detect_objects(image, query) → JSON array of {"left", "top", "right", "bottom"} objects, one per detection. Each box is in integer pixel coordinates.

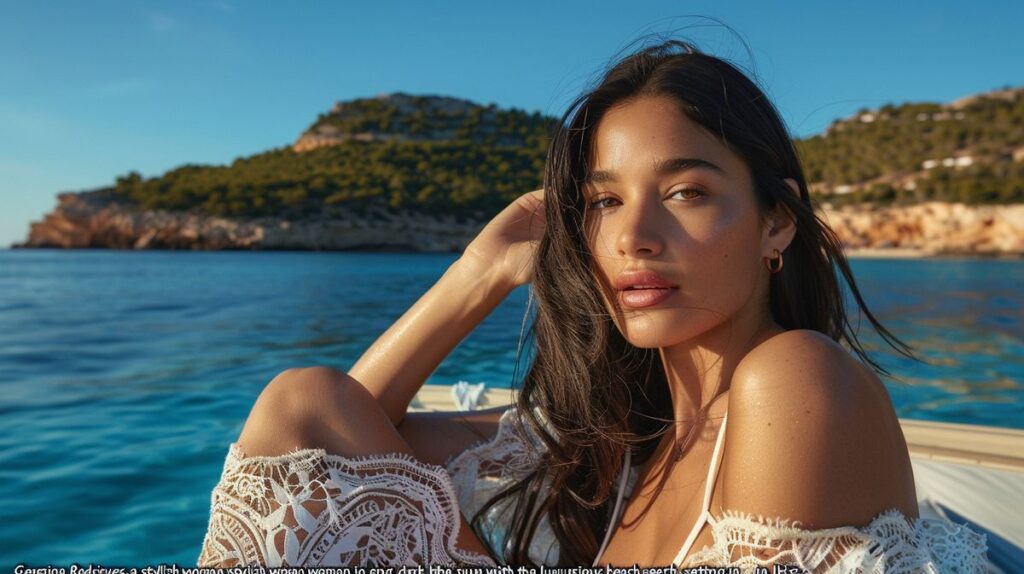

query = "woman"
[{"left": 197, "top": 40, "right": 988, "bottom": 570}]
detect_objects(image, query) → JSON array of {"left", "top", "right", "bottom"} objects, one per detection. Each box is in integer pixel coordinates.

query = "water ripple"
[{"left": 0, "top": 250, "right": 1020, "bottom": 567}]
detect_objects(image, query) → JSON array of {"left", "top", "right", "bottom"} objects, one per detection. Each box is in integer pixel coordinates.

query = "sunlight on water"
[{"left": 0, "top": 250, "right": 1020, "bottom": 566}]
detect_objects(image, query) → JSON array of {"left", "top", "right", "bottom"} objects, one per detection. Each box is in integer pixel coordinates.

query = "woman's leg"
[{"left": 234, "top": 365, "right": 496, "bottom": 558}]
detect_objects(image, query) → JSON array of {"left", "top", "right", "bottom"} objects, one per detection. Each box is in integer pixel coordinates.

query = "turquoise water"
[{"left": 0, "top": 249, "right": 1021, "bottom": 567}]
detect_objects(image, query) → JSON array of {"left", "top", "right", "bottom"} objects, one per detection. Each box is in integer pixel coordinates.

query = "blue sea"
[{"left": 0, "top": 249, "right": 1021, "bottom": 568}]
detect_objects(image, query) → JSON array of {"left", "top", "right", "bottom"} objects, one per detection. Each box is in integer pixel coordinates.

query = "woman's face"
[{"left": 583, "top": 95, "right": 773, "bottom": 349}]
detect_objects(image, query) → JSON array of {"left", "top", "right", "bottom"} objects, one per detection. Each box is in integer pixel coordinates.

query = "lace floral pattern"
[
  {"left": 197, "top": 445, "right": 494, "bottom": 566},
  {"left": 198, "top": 406, "right": 990, "bottom": 571},
  {"left": 682, "top": 508, "right": 989, "bottom": 573}
]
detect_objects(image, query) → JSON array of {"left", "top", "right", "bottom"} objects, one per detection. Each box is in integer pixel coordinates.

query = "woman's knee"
[
  {"left": 268, "top": 366, "right": 368, "bottom": 412},
  {"left": 237, "top": 365, "right": 378, "bottom": 456}
]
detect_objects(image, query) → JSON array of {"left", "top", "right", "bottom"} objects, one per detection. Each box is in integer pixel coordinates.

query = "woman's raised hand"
[
  {"left": 351, "top": 187, "right": 546, "bottom": 426},
  {"left": 460, "top": 188, "right": 546, "bottom": 290}
]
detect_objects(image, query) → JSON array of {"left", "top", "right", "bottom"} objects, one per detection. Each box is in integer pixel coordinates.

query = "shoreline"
[
  {"left": 844, "top": 247, "right": 938, "bottom": 259},
  {"left": 16, "top": 194, "right": 1024, "bottom": 255},
  {"left": 844, "top": 247, "right": 1023, "bottom": 259},
  {"left": 6, "top": 244, "right": 1024, "bottom": 259}
]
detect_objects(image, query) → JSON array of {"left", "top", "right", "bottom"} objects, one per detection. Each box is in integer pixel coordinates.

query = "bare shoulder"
[
  {"left": 720, "top": 329, "right": 916, "bottom": 528},
  {"left": 731, "top": 329, "right": 883, "bottom": 405}
]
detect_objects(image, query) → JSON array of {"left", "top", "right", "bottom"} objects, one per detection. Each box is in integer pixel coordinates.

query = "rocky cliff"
[
  {"left": 15, "top": 191, "right": 482, "bottom": 252},
  {"left": 14, "top": 191, "right": 1024, "bottom": 256},
  {"left": 821, "top": 202, "right": 1024, "bottom": 255}
]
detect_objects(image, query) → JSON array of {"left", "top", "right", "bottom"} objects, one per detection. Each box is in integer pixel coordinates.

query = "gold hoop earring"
[{"left": 765, "top": 249, "right": 784, "bottom": 274}]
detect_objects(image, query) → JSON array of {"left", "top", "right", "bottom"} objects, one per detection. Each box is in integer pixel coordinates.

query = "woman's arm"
[
  {"left": 348, "top": 258, "right": 512, "bottom": 427},
  {"left": 348, "top": 189, "right": 546, "bottom": 427}
]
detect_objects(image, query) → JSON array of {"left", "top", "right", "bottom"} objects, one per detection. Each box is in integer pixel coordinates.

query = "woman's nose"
[{"left": 615, "top": 197, "right": 665, "bottom": 258}]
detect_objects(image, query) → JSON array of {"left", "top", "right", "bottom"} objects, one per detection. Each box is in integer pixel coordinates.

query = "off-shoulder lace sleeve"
[
  {"left": 197, "top": 444, "right": 495, "bottom": 567},
  {"left": 444, "top": 407, "right": 560, "bottom": 566},
  {"left": 682, "top": 508, "right": 989, "bottom": 573}
]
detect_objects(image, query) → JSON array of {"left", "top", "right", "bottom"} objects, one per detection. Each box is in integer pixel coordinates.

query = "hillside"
[
  {"left": 16, "top": 88, "right": 1024, "bottom": 253},
  {"left": 797, "top": 87, "right": 1024, "bottom": 206},
  {"left": 294, "top": 93, "right": 550, "bottom": 150},
  {"left": 105, "top": 93, "right": 552, "bottom": 222}
]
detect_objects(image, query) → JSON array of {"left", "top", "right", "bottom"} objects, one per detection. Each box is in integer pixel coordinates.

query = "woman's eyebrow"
[{"left": 584, "top": 157, "right": 725, "bottom": 184}]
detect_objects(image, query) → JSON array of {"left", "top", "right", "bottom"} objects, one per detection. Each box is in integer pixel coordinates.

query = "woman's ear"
[{"left": 763, "top": 178, "right": 800, "bottom": 254}]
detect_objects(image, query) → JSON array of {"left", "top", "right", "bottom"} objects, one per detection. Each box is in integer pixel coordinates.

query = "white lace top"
[{"left": 198, "top": 407, "right": 989, "bottom": 571}]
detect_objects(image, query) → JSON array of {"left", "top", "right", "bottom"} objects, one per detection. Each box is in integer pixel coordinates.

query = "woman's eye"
[
  {"left": 589, "top": 197, "right": 617, "bottom": 209},
  {"left": 588, "top": 187, "right": 705, "bottom": 210},
  {"left": 670, "top": 187, "right": 705, "bottom": 200}
]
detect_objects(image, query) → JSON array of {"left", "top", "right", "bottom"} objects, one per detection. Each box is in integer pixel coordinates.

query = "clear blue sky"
[{"left": 2, "top": 1, "right": 1021, "bottom": 248}]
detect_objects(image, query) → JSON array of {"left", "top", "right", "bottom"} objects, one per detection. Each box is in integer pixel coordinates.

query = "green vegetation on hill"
[
  {"left": 796, "top": 88, "right": 1023, "bottom": 206},
  {"left": 105, "top": 89, "right": 1023, "bottom": 220},
  {"left": 112, "top": 140, "right": 546, "bottom": 220},
  {"left": 310, "top": 94, "right": 551, "bottom": 148},
  {"left": 110, "top": 94, "right": 551, "bottom": 220},
  {"left": 822, "top": 162, "right": 1024, "bottom": 207}
]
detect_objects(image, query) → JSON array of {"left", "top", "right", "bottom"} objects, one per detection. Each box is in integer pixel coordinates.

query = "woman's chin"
[
  {"left": 617, "top": 327, "right": 682, "bottom": 349},
  {"left": 616, "top": 316, "right": 712, "bottom": 349}
]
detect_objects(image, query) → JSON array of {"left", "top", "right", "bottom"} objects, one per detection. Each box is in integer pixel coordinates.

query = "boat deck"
[{"left": 411, "top": 384, "right": 1024, "bottom": 471}]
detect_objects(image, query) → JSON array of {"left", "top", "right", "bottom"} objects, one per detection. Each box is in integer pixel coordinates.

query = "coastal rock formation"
[
  {"left": 15, "top": 191, "right": 1024, "bottom": 256},
  {"left": 821, "top": 202, "right": 1024, "bottom": 255},
  {"left": 16, "top": 191, "right": 482, "bottom": 252}
]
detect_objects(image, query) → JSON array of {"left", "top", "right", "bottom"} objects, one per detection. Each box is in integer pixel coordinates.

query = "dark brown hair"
[{"left": 471, "top": 38, "right": 914, "bottom": 566}]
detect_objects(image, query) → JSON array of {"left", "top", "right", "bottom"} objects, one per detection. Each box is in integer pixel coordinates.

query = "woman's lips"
[{"left": 619, "top": 287, "right": 677, "bottom": 309}]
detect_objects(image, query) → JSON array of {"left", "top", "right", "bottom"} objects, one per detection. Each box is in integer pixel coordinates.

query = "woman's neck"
[{"left": 658, "top": 307, "right": 784, "bottom": 444}]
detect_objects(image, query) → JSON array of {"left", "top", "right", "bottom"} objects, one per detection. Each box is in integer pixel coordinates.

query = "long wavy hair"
[{"left": 470, "top": 39, "right": 915, "bottom": 566}]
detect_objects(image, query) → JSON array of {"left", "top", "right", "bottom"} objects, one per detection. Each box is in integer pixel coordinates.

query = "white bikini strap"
[
  {"left": 593, "top": 449, "right": 632, "bottom": 566},
  {"left": 672, "top": 412, "right": 729, "bottom": 566},
  {"left": 700, "top": 412, "right": 729, "bottom": 514}
]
